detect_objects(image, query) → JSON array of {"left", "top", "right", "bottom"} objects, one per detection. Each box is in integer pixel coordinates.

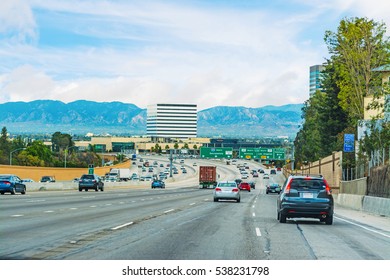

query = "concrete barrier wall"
[
  {"left": 340, "top": 178, "right": 367, "bottom": 195},
  {"left": 335, "top": 194, "right": 364, "bottom": 211},
  {"left": 335, "top": 193, "right": 390, "bottom": 217},
  {"left": 363, "top": 196, "right": 390, "bottom": 217}
]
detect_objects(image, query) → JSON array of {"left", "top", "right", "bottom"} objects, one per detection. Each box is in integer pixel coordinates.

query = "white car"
[{"left": 263, "top": 174, "right": 270, "bottom": 179}]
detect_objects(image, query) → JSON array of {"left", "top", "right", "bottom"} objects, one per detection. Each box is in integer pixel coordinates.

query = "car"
[
  {"left": 266, "top": 183, "right": 281, "bottom": 194},
  {"left": 241, "top": 173, "right": 248, "bottom": 179},
  {"left": 248, "top": 181, "right": 256, "bottom": 189},
  {"left": 151, "top": 180, "right": 165, "bottom": 188},
  {"left": 252, "top": 172, "right": 259, "bottom": 177},
  {"left": 277, "top": 167, "right": 282, "bottom": 171},
  {"left": 182, "top": 169, "right": 187, "bottom": 174},
  {"left": 258, "top": 169, "right": 265, "bottom": 173},
  {"left": 235, "top": 178, "right": 242, "bottom": 186},
  {"left": 193, "top": 162, "right": 197, "bottom": 166},
  {"left": 78, "top": 174, "right": 104, "bottom": 192},
  {"left": 238, "top": 182, "right": 251, "bottom": 192},
  {"left": 263, "top": 174, "right": 270, "bottom": 179},
  {"left": 270, "top": 169, "right": 276, "bottom": 175},
  {"left": 40, "top": 176, "right": 55, "bottom": 183},
  {"left": 277, "top": 175, "right": 334, "bottom": 225},
  {"left": 213, "top": 181, "right": 240, "bottom": 203},
  {"left": 0, "top": 174, "right": 26, "bottom": 195},
  {"left": 144, "top": 175, "right": 153, "bottom": 181}
]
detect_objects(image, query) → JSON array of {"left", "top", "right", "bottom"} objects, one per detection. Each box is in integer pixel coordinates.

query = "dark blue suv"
[{"left": 277, "top": 175, "right": 334, "bottom": 225}]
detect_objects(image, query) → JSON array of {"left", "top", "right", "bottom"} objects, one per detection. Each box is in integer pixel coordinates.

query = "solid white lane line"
[
  {"left": 44, "top": 210, "right": 54, "bottom": 213},
  {"left": 164, "top": 209, "right": 175, "bottom": 214},
  {"left": 253, "top": 213, "right": 256, "bottom": 217},
  {"left": 335, "top": 216, "right": 390, "bottom": 239},
  {"left": 111, "top": 222, "right": 134, "bottom": 230},
  {"left": 11, "top": 214, "right": 24, "bottom": 217},
  {"left": 190, "top": 203, "right": 196, "bottom": 206},
  {"left": 70, "top": 208, "right": 77, "bottom": 210},
  {"left": 256, "top": 227, "right": 262, "bottom": 237}
]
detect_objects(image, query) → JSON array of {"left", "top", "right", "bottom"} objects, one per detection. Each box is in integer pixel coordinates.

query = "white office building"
[{"left": 147, "top": 104, "right": 198, "bottom": 139}]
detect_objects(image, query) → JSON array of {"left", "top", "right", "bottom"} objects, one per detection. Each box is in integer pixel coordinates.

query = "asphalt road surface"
[{"left": 1, "top": 158, "right": 390, "bottom": 260}]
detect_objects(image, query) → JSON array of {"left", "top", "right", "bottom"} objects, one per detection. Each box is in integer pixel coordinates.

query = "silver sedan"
[{"left": 213, "top": 181, "right": 240, "bottom": 203}]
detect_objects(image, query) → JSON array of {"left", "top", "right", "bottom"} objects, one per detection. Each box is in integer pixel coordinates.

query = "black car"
[
  {"left": 151, "top": 180, "right": 165, "bottom": 188},
  {"left": 277, "top": 175, "right": 334, "bottom": 225},
  {"left": 248, "top": 181, "right": 256, "bottom": 189},
  {"left": 266, "top": 183, "right": 281, "bottom": 194},
  {"left": 78, "top": 174, "right": 104, "bottom": 192},
  {"left": 40, "top": 176, "right": 55, "bottom": 182},
  {"left": 0, "top": 174, "right": 26, "bottom": 195}
]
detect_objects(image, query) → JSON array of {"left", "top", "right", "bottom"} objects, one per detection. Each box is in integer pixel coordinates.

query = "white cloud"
[
  {"left": 0, "top": 0, "right": 389, "bottom": 110},
  {"left": 0, "top": 0, "right": 37, "bottom": 42}
]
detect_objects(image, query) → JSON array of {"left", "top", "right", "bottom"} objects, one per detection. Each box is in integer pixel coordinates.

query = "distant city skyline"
[{"left": 1, "top": 0, "right": 390, "bottom": 110}]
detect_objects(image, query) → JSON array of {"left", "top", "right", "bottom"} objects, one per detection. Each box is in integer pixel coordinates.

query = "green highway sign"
[
  {"left": 239, "top": 148, "right": 285, "bottom": 160},
  {"left": 273, "top": 148, "right": 285, "bottom": 160},
  {"left": 200, "top": 147, "right": 233, "bottom": 159}
]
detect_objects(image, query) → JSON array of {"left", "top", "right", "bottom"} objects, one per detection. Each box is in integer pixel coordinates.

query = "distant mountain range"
[{"left": 0, "top": 100, "right": 303, "bottom": 138}]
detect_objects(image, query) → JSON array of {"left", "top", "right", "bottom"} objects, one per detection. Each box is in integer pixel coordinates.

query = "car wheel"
[
  {"left": 100, "top": 187, "right": 104, "bottom": 192},
  {"left": 325, "top": 215, "right": 333, "bottom": 225},
  {"left": 79, "top": 188, "right": 82, "bottom": 192},
  {"left": 85, "top": 189, "right": 88, "bottom": 191},
  {"left": 10, "top": 187, "right": 16, "bottom": 195},
  {"left": 21, "top": 187, "right": 26, "bottom": 195},
  {"left": 95, "top": 185, "right": 99, "bottom": 191},
  {"left": 237, "top": 198, "right": 240, "bottom": 203},
  {"left": 0, "top": 192, "right": 4, "bottom": 195},
  {"left": 279, "top": 213, "right": 287, "bottom": 223},
  {"left": 213, "top": 198, "right": 218, "bottom": 202}
]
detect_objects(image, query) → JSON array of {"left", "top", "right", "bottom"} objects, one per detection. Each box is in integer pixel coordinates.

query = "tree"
[
  {"left": 324, "top": 17, "right": 390, "bottom": 126},
  {"left": 51, "top": 132, "right": 74, "bottom": 152},
  {"left": 0, "top": 127, "right": 10, "bottom": 164},
  {"left": 16, "top": 141, "right": 53, "bottom": 166},
  {"left": 154, "top": 143, "right": 162, "bottom": 153}
]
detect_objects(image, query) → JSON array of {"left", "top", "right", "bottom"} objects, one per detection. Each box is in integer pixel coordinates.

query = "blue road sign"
[{"left": 343, "top": 134, "right": 355, "bottom": 152}]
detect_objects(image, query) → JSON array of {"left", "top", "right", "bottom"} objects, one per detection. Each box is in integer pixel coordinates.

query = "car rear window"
[
  {"left": 81, "top": 175, "right": 95, "bottom": 179},
  {"left": 218, "top": 183, "right": 236, "bottom": 188},
  {"left": 290, "top": 179, "right": 325, "bottom": 190}
]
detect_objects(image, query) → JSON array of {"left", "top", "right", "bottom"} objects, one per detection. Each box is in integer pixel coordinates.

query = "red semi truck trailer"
[{"left": 199, "top": 166, "right": 217, "bottom": 188}]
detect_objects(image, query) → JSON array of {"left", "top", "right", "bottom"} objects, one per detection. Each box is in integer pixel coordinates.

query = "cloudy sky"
[{"left": 1, "top": 0, "right": 389, "bottom": 110}]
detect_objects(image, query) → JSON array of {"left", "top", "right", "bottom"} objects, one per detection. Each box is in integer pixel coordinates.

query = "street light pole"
[
  {"left": 64, "top": 146, "right": 77, "bottom": 168},
  {"left": 10, "top": 148, "right": 26, "bottom": 165}
]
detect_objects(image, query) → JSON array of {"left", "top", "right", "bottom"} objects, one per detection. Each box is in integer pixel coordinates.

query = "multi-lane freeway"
[{"left": 1, "top": 158, "right": 390, "bottom": 260}]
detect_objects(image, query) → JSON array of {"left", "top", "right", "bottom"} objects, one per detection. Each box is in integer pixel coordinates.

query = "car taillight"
[
  {"left": 92, "top": 180, "right": 97, "bottom": 183},
  {"left": 232, "top": 188, "right": 239, "bottom": 192},
  {"left": 285, "top": 181, "right": 291, "bottom": 194},
  {"left": 215, "top": 187, "right": 221, "bottom": 191},
  {"left": 324, "top": 179, "right": 332, "bottom": 195}
]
